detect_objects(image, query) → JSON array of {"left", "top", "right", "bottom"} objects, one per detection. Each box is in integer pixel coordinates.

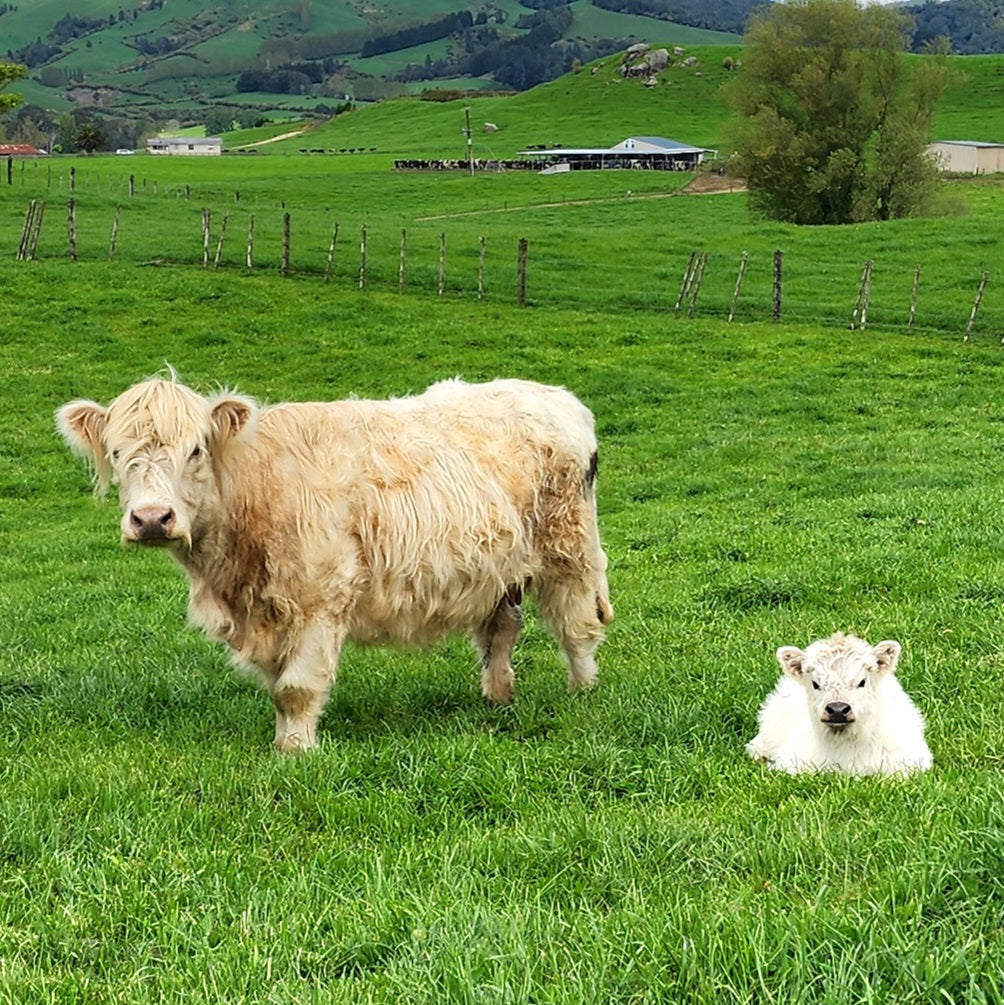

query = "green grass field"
[
  {"left": 2, "top": 151, "right": 1002, "bottom": 337},
  {"left": 4, "top": 70, "right": 1004, "bottom": 999},
  {"left": 5, "top": 255, "right": 1004, "bottom": 1002}
]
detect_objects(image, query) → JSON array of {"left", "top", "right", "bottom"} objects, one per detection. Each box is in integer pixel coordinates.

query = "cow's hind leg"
[
  {"left": 535, "top": 567, "right": 613, "bottom": 693},
  {"left": 472, "top": 586, "right": 523, "bottom": 704},
  {"left": 271, "top": 620, "right": 344, "bottom": 753}
]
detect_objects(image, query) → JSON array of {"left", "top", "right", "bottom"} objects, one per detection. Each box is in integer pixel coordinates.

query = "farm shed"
[
  {"left": 518, "top": 136, "right": 715, "bottom": 171},
  {"left": 927, "top": 140, "right": 1004, "bottom": 174},
  {"left": 146, "top": 136, "right": 222, "bottom": 157},
  {"left": 0, "top": 144, "right": 45, "bottom": 156}
]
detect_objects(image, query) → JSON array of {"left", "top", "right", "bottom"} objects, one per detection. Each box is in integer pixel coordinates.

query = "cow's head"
[
  {"left": 776, "top": 633, "right": 901, "bottom": 734},
  {"left": 57, "top": 377, "right": 256, "bottom": 552}
]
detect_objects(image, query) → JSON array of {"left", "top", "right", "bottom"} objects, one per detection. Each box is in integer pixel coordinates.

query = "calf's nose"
[
  {"left": 129, "top": 505, "right": 176, "bottom": 541},
  {"left": 824, "top": 701, "right": 852, "bottom": 722}
]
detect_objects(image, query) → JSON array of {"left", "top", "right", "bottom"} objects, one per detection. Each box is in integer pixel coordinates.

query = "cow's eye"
[
  {"left": 188, "top": 445, "right": 203, "bottom": 462},
  {"left": 811, "top": 680, "right": 820, "bottom": 691},
  {"left": 111, "top": 449, "right": 120, "bottom": 461},
  {"left": 857, "top": 678, "right": 867, "bottom": 688}
]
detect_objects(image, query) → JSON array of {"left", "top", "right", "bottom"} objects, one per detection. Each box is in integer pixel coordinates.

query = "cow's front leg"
[{"left": 271, "top": 619, "right": 344, "bottom": 753}]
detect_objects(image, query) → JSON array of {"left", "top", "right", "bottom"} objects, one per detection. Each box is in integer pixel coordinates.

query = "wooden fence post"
[
  {"left": 772, "top": 249, "right": 783, "bottom": 321},
  {"left": 17, "top": 201, "right": 36, "bottom": 260},
  {"left": 201, "top": 208, "right": 211, "bottom": 267},
  {"left": 685, "top": 251, "right": 708, "bottom": 318},
  {"left": 280, "top": 212, "right": 290, "bottom": 277},
  {"left": 477, "top": 235, "right": 485, "bottom": 301},
  {"left": 324, "top": 221, "right": 339, "bottom": 283},
  {"left": 108, "top": 205, "right": 121, "bottom": 260},
  {"left": 438, "top": 232, "right": 446, "bottom": 297},
  {"left": 67, "top": 199, "right": 77, "bottom": 261},
  {"left": 908, "top": 264, "right": 921, "bottom": 333},
  {"left": 674, "top": 251, "right": 697, "bottom": 316},
  {"left": 850, "top": 259, "right": 874, "bottom": 330},
  {"left": 728, "top": 250, "right": 748, "bottom": 323},
  {"left": 964, "top": 271, "right": 989, "bottom": 342},
  {"left": 398, "top": 228, "right": 406, "bottom": 293},
  {"left": 246, "top": 213, "right": 255, "bottom": 271},
  {"left": 28, "top": 200, "right": 44, "bottom": 259},
  {"left": 516, "top": 237, "right": 528, "bottom": 307},
  {"left": 213, "top": 212, "right": 228, "bottom": 269},
  {"left": 359, "top": 224, "right": 367, "bottom": 289},
  {"left": 69, "top": 166, "right": 75, "bottom": 192},
  {"left": 6, "top": 156, "right": 11, "bottom": 185}
]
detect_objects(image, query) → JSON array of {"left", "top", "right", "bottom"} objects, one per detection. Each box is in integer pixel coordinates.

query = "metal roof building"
[
  {"left": 518, "top": 135, "right": 716, "bottom": 171},
  {"left": 928, "top": 140, "right": 1004, "bottom": 174},
  {"left": 147, "top": 136, "right": 223, "bottom": 156}
]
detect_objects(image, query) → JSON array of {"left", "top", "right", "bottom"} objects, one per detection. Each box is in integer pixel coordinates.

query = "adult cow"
[{"left": 57, "top": 375, "right": 613, "bottom": 751}]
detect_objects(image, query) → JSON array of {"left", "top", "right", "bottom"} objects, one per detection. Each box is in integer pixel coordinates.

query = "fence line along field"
[{"left": 2, "top": 153, "right": 1003, "bottom": 338}]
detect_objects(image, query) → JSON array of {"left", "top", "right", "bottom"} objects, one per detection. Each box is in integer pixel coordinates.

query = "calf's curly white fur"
[{"left": 747, "top": 633, "right": 932, "bottom": 776}]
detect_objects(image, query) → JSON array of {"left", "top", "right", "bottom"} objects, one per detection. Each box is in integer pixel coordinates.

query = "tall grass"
[{"left": 4, "top": 250, "right": 1004, "bottom": 1001}]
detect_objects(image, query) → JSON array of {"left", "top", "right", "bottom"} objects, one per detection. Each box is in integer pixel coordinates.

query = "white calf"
[{"left": 747, "top": 633, "right": 932, "bottom": 776}]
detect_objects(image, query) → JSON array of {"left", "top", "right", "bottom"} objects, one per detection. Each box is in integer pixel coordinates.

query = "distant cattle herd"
[{"left": 393, "top": 158, "right": 541, "bottom": 171}]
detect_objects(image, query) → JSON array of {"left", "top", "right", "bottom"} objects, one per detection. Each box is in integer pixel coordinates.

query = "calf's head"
[
  {"left": 776, "top": 633, "right": 901, "bottom": 733},
  {"left": 57, "top": 377, "right": 256, "bottom": 551}
]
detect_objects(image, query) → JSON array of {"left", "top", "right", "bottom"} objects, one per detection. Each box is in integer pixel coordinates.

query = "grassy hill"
[
  {"left": 215, "top": 46, "right": 1004, "bottom": 162},
  {"left": 221, "top": 44, "right": 742, "bottom": 159},
  {"left": 0, "top": 0, "right": 739, "bottom": 117}
]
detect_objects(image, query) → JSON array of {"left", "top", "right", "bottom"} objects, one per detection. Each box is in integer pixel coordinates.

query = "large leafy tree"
[
  {"left": 727, "top": 0, "right": 946, "bottom": 225},
  {"left": 0, "top": 62, "right": 26, "bottom": 116}
]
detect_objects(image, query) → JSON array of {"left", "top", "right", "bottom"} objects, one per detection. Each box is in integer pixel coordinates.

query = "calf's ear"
[
  {"left": 210, "top": 394, "right": 258, "bottom": 447},
  {"left": 776, "top": 646, "right": 805, "bottom": 678},
  {"left": 56, "top": 400, "right": 112, "bottom": 494},
  {"left": 872, "top": 640, "right": 901, "bottom": 677}
]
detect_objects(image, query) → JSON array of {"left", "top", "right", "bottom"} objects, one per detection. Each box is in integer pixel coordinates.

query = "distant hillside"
[
  {"left": 0, "top": 0, "right": 743, "bottom": 118},
  {"left": 222, "top": 43, "right": 748, "bottom": 159},
  {"left": 218, "top": 45, "right": 1004, "bottom": 164},
  {"left": 3, "top": 0, "right": 1002, "bottom": 155}
]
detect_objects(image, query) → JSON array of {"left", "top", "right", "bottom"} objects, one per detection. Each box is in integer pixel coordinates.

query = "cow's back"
[{"left": 226, "top": 379, "right": 599, "bottom": 646}]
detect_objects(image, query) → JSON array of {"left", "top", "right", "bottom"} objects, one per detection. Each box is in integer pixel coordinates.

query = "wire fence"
[{"left": 3, "top": 158, "right": 1001, "bottom": 341}]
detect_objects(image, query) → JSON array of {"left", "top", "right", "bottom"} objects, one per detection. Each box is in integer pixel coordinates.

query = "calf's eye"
[
  {"left": 857, "top": 678, "right": 867, "bottom": 688},
  {"left": 189, "top": 446, "right": 203, "bottom": 462},
  {"left": 811, "top": 680, "right": 820, "bottom": 691}
]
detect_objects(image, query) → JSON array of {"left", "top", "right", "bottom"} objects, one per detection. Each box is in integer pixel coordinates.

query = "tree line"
[
  {"left": 360, "top": 11, "right": 474, "bottom": 58},
  {"left": 907, "top": 0, "right": 1004, "bottom": 54}
]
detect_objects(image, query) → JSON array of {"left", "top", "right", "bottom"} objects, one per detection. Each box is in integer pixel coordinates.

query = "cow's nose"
[
  {"left": 824, "top": 701, "right": 852, "bottom": 722},
  {"left": 129, "top": 506, "right": 176, "bottom": 541}
]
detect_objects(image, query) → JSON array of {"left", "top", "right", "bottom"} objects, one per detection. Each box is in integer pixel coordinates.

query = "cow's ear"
[
  {"left": 210, "top": 394, "right": 258, "bottom": 447},
  {"left": 872, "top": 640, "right": 901, "bottom": 678},
  {"left": 776, "top": 646, "right": 805, "bottom": 678},
  {"left": 56, "top": 400, "right": 112, "bottom": 494}
]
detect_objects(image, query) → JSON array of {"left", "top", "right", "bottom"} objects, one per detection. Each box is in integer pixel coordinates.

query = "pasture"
[{"left": 4, "top": 149, "right": 1004, "bottom": 1002}]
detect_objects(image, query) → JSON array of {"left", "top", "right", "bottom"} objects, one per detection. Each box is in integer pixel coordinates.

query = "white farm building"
[
  {"left": 927, "top": 140, "right": 1004, "bottom": 174},
  {"left": 147, "top": 136, "right": 222, "bottom": 157}
]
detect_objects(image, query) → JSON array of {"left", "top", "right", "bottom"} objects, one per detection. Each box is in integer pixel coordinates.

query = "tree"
[
  {"left": 0, "top": 62, "right": 25, "bottom": 116},
  {"left": 727, "top": 0, "right": 946, "bottom": 225},
  {"left": 74, "top": 122, "right": 104, "bottom": 154}
]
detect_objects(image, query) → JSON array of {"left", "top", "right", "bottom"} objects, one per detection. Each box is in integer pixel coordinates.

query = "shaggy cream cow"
[
  {"left": 57, "top": 376, "right": 613, "bottom": 752},
  {"left": 747, "top": 633, "right": 932, "bottom": 776}
]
